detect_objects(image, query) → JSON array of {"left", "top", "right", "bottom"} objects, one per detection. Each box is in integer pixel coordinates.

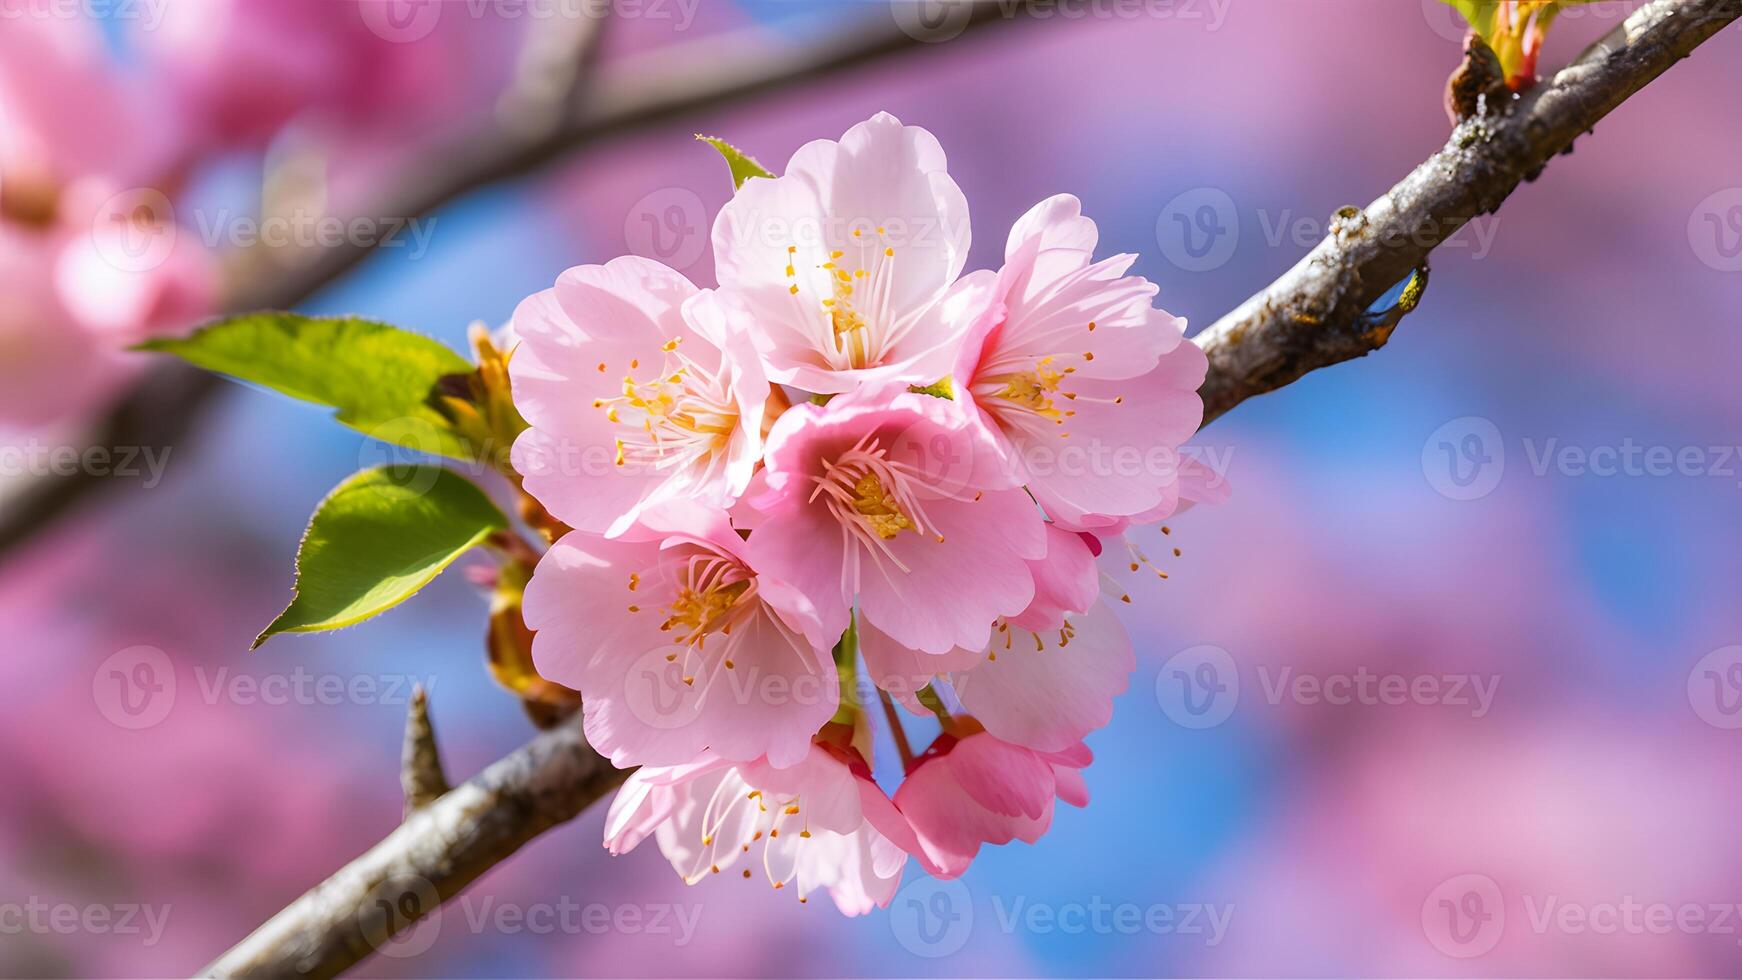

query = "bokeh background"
[{"left": 3, "top": 0, "right": 1741, "bottom": 975}]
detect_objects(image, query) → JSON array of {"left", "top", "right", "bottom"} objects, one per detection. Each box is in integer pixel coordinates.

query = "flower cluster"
[{"left": 510, "top": 113, "right": 1218, "bottom": 914}]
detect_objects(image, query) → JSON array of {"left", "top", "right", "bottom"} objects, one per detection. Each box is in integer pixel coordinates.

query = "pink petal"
[{"left": 956, "top": 600, "right": 1134, "bottom": 752}]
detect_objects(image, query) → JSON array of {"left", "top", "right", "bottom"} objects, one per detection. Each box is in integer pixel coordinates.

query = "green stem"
[{"left": 879, "top": 689, "right": 915, "bottom": 771}]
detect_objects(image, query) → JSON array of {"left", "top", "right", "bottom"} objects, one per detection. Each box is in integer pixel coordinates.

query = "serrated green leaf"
[
  {"left": 139, "top": 312, "right": 475, "bottom": 459},
  {"left": 254, "top": 466, "right": 508, "bottom": 647},
  {"left": 696, "top": 134, "right": 775, "bottom": 189}
]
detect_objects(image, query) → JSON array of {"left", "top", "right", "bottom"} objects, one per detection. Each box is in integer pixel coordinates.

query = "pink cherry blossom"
[
  {"left": 953, "top": 193, "right": 1208, "bottom": 530},
  {"left": 54, "top": 182, "right": 219, "bottom": 347},
  {"left": 0, "top": 18, "right": 170, "bottom": 184},
  {"left": 858, "top": 527, "right": 1131, "bottom": 753},
  {"left": 893, "top": 731, "right": 1091, "bottom": 879},
  {"left": 0, "top": 224, "right": 120, "bottom": 429},
  {"left": 953, "top": 599, "right": 1133, "bottom": 753},
  {"left": 712, "top": 112, "right": 972, "bottom": 394},
  {"left": 745, "top": 387, "right": 1045, "bottom": 655},
  {"left": 522, "top": 508, "right": 834, "bottom": 769},
  {"left": 135, "top": 0, "right": 518, "bottom": 152},
  {"left": 605, "top": 741, "right": 918, "bottom": 915},
  {"left": 511, "top": 256, "right": 771, "bottom": 537},
  {"left": 854, "top": 522, "right": 1100, "bottom": 706},
  {"left": 0, "top": 19, "right": 215, "bottom": 428}
]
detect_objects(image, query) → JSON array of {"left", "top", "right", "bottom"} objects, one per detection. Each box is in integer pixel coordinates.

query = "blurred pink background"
[{"left": 2, "top": 1, "right": 1740, "bottom": 975}]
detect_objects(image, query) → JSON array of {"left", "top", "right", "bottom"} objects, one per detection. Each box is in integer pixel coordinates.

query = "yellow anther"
[{"left": 851, "top": 473, "right": 913, "bottom": 540}]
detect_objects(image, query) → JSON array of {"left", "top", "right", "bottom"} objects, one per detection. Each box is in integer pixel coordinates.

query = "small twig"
[
  {"left": 202, "top": 712, "right": 627, "bottom": 979},
  {"left": 1196, "top": 0, "right": 1741, "bottom": 426},
  {"left": 400, "top": 686, "right": 450, "bottom": 817}
]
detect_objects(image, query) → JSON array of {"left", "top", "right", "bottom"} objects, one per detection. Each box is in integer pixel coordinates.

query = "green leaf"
[
  {"left": 696, "top": 134, "right": 775, "bottom": 189},
  {"left": 254, "top": 466, "right": 508, "bottom": 647},
  {"left": 1437, "top": 0, "right": 1605, "bottom": 83},
  {"left": 139, "top": 312, "right": 476, "bottom": 460}
]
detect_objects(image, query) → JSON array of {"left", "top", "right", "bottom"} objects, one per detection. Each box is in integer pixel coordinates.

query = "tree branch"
[
  {"left": 196, "top": 3, "right": 1739, "bottom": 976},
  {"left": 203, "top": 713, "right": 625, "bottom": 979},
  {"left": 0, "top": 1, "right": 1037, "bottom": 562},
  {"left": 1197, "top": 0, "right": 1741, "bottom": 425}
]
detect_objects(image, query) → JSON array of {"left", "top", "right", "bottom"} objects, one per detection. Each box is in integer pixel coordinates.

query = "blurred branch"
[
  {"left": 197, "top": 3, "right": 1737, "bottom": 976},
  {"left": 203, "top": 713, "right": 626, "bottom": 979},
  {"left": 1196, "top": 0, "right": 1741, "bottom": 426},
  {"left": 0, "top": 1, "right": 1038, "bottom": 562}
]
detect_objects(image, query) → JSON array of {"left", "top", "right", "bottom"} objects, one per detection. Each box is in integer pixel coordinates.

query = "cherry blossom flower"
[
  {"left": 712, "top": 112, "right": 972, "bottom": 394},
  {"left": 953, "top": 194, "right": 1207, "bottom": 530},
  {"left": 522, "top": 507, "right": 833, "bottom": 769},
  {"left": 505, "top": 111, "right": 1228, "bottom": 902},
  {"left": 745, "top": 387, "right": 1046, "bottom": 655},
  {"left": 604, "top": 740, "right": 918, "bottom": 915},
  {"left": 893, "top": 731, "right": 1092, "bottom": 879},
  {"left": 511, "top": 256, "right": 772, "bottom": 537},
  {"left": 134, "top": 0, "right": 518, "bottom": 152},
  {"left": 858, "top": 527, "right": 1133, "bottom": 753},
  {"left": 0, "top": 19, "right": 214, "bottom": 428}
]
